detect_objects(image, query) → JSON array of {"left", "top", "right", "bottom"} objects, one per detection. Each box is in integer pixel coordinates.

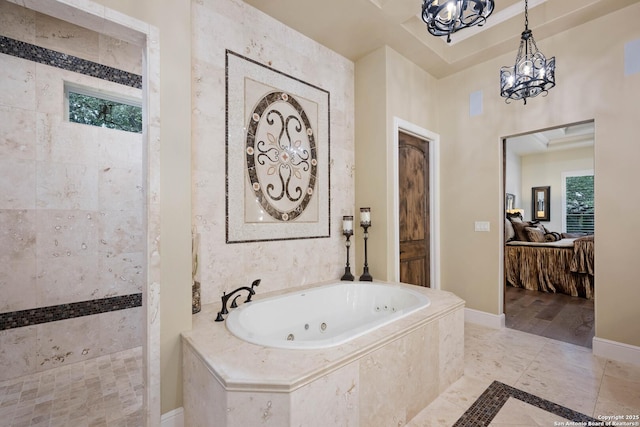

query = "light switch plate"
[{"left": 474, "top": 221, "right": 490, "bottom": 232}]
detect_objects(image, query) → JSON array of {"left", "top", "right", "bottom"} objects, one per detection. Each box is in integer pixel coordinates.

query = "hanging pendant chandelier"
[
  {"left": 500, "top": 0, "right": 556, "bottom": 104},
  {"left": 421, "top": 0, "right": 494, "bottom": 43}
]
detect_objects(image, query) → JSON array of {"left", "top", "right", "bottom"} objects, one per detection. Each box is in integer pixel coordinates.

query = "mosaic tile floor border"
[{"left": 453, "top": 380, "right": 598, "bottom": 426}]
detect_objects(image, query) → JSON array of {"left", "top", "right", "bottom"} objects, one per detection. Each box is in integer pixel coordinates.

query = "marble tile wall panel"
[
  {"left": 0, "top": 104, "right": 36, "bottom": 160},
  {"left": 34, "top": 10, "right": 100, "bottom": 64},
  {"left": 98, "top": 33, "right": 142, "bottom": 76},
  {"left": 0, "top": 159, "right": 36, "bottom": 210},
  {"left": 98, "top": 305, "right": 143, "bottom": 354},
  {"left": 404, "top": 322, "right": 441, "bottom": 420},
  {"left": 36, "top": 162, "right": 98, "bottom": 210},
  {"left": 359, "top": 321, "right": 440, "bottom": 426},
  {"left": 0, "top": 53, "right": 36, "bottom": 110},
  {"left": 182, "top": 343, "right": 228, "bottom": 427},
  {"left": 0, "top": 0, "right": 36, "bottom": 43},
  {"left": 289, "top": 362, "right": 359, "bottom": 427},
  {"left": 226, "top": 391, "right": 290, "bottom": 427},
  {"left": 35, "top": 314, "right": 101, "bottom": 370},
  {"left": 0, "top": 209, "right": 37, "bottom": 312},
  {"left": 192, "top": 0, "right": 355, "bottom": 304},
  {"left": 439, "top": 307, "right": 465, "bottom": 393},
  {"left": 36, "top": 114, "right": 100, "bottom": 166},
  {"left": 0, "top": 326, "right": 37, "bottom": 379}
]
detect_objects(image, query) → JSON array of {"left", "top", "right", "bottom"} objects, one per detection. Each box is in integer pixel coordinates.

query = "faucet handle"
[
  {"left": 251, "top": 279, "right": 261, "bottom": 289},
  {"left": 230, "top": 294, "right": 242, "bottom": 309},
  {"left": 220, "top": 291, "right": 229, "bottom": 315}
]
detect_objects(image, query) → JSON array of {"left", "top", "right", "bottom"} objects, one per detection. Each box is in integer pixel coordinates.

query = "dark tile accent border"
[
  {"left": 0, "top": 293, "right": 142, "bottom": 331},
  {"left": 0, "top": 35, "right": 142, "bottom": 89},
  {"left": 453, "top": 380, "right": 598, "bottom": 427}
]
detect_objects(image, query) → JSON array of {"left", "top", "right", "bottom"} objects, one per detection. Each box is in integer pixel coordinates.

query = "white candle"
[
  {"left": 342, "top": 215, "right": 353, "bottom": 233},
  {"left": 360, "top": 207, "right": 371, "bottom": 225}
]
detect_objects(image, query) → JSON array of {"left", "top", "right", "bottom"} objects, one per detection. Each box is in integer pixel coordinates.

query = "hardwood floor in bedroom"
[{"left": 505, "top": 285, "right": 595, "bottom": 348}]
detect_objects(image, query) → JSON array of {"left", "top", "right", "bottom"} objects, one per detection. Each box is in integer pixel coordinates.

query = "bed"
[{"left": 504, "top": 214, "right": 594, "bottom": 299}]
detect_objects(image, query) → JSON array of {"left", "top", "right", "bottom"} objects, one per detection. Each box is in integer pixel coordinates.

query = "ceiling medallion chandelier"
[
  {"left": 500, "top": 0, "right": 556, "bottom": 104},
  {"left": 421, "top": 0, "right": 495, "bottom": 43}
]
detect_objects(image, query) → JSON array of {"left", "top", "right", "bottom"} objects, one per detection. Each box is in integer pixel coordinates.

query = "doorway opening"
[{"left": 503, "top": 121, "right": 595, "bottom": 347}]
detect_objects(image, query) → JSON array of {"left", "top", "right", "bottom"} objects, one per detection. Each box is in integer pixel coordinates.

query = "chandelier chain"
[{"left": 524, "top": 0, "right": 529, "bottom": 30}]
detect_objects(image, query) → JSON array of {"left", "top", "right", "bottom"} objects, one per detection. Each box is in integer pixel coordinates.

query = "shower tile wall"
[
  {"left": 0, "top": 0, "right": 144, "bottom": 382},
  {"left": 191, "top": 0, "right": 355, "bottom": 304}
]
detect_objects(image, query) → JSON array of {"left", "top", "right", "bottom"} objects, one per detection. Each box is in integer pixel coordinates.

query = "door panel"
[{"left": 399, "top": 131, "right": 430, "bottom": 287}]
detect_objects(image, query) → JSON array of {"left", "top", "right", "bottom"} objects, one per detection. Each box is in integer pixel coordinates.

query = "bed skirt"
[{"left": 505, "top": 244, "right": 594, "bottom": 299}]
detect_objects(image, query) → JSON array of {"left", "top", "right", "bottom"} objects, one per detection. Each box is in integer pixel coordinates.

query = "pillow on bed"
[
  {"left": 505, "top": 218, "right": 515, "bottom": 241},
  {"left": 511, "top": 220, "right": 536, "bottom": 241},
  {"left": 544, "top": 231, "right": 562, "bottom": 241},
  {"left": 525, "top": 226, "right": 545, "bottom": 242},
  {"left": 507, "top": 212, "right": 524, "bottom": 223}
]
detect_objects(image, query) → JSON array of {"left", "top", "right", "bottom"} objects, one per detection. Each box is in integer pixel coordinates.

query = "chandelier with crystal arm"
[
  {"left": 421, "top": 0, "right": 494, "bottom": 43},
  {"left": 499, "top": 0, "right": 556, "bottom": 104}
]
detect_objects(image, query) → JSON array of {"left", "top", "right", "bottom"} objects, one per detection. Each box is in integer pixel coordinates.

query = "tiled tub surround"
[
  {"left": 182, "top": 282, "right": 464, "bottom": 426},
  {"left": 0, "top": 0, "right": 144, "bottom": 383}
]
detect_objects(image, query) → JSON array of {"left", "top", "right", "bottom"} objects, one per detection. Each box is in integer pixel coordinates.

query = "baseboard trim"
[
  {"left": 464, "top": 308, "right": 505, "bottom": 329},
  {"left": 593, "top": 337, "right": 640, "bottom": 366},
  {"left": 161, "top": 407, "right": 184, "bottom": 427}
]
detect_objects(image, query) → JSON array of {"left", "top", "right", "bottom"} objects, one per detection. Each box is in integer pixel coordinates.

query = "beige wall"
[
  {"left": 355, "top": 47, "right": 389, "bottom": 280},
  {"left": 436, "top": 4, "right": 640, "bottom": 345},
  {"left": 520, "top": 146, "right": 594, "bottom": 231},
  {"left": 355, "top": 46, "right": 439, "bottom": 281},
  {"left": 93, "top": 0, "right": 192, "bottom": 414}
]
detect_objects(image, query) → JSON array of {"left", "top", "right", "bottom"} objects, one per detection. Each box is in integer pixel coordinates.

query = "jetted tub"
[
  {"left": 226, "top": 281, "right": 431, "bottom": 349},
  {"left": 182, "top": 281, "right": 464, "bottom": 427}
]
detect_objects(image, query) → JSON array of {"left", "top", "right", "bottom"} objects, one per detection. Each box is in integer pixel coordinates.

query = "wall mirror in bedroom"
[{"left": 503, "top": 120, "right": 595, "bottom": 348}]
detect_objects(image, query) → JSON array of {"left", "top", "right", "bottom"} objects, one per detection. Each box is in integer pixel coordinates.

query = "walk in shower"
[{"left": 0, "top": 1, "right": 151, "bottom": 424}]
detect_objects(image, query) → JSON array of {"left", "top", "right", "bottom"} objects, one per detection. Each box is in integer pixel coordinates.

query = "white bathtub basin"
[{"left": 225, "top": 281, "right": 431, "bottom": 349}]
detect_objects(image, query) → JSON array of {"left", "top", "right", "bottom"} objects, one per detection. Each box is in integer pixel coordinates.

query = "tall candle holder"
[
  {"left": 340, "top": 215, "right": 355, "bottom": 281},
  {"left": 359, "top": 207, "right": 373, "bottom": 281}
]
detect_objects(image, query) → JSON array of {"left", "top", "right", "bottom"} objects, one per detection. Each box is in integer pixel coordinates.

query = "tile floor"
[
  {"left": 0, "top": 347, "right": 143, "bottom": 427},
  {"left": 408, "top": 323, "right": 640, "bottom": 426},
  {"left": 1, "top": 327, "right": 638, "bottom": 427}
]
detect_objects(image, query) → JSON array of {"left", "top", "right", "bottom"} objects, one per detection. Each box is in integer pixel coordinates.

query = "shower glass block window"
[{"left": 66, "top": 83, "right": 142, "bottom": 133}]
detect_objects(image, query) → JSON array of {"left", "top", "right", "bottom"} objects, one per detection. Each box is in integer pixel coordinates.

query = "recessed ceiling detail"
[{"left": 243, "top": 0, "right": 640, "bottom": 78}]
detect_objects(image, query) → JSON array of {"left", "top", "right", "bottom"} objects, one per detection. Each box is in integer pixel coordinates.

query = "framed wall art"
[
  {"left": 531, "top": 186, "right": 550, "bottom": 221},
  {"left": 225, "top": 50, "right": 330, "bottom": 243}
]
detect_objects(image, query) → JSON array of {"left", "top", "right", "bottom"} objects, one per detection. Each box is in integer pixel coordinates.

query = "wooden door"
[{"left": 399, "top": 131, "right": 430, "bottom": 287}]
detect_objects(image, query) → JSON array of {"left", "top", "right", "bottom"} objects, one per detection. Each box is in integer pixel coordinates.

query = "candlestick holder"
[
  {"left": 359, "top": 208, "right": 373, "bottom": 281},
  {"left": 340, "top": 228, "right": 355, "bottom": 281}
]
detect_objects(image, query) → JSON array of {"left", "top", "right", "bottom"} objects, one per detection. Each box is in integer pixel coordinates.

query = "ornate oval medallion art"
[{"left": 246, "top": 92, "right": 317, "bottom": 221}]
